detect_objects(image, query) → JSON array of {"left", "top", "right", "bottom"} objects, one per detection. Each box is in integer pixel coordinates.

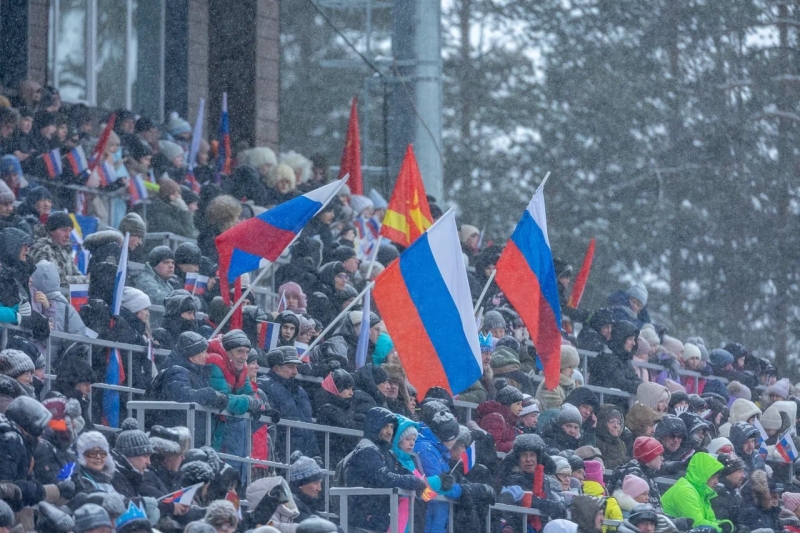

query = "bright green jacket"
[{"left": 661, "top": 452, "right": 732, "bottom": 533}]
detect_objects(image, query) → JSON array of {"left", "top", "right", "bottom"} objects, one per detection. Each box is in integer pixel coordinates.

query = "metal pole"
[
  {"left": 304, "top": 281, "right": 376, "bottom": 353},
  {"left": 364, "top": 235, "right": 383, "bottom": 280},
  {"left": 390, "top": 490, "right": 399, "bottom": 533},
  {"left": 212, "top": 263, "right": 275, "bottom": 337}
]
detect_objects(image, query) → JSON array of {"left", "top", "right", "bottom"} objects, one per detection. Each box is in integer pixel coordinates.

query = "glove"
[
  {"left": 212, "top": 391, "right": 230, "bottom": 410},
  {"left": 439, "top": 473, "right": 455, "bottom": 493},
  {"left": 264, "top": 408, "right": 281, "bottom": 424},
  {"left": 464, "top": 483, "right": 495, "bottom": 506},
  {"left": 57, "top": 479, "right": 76, "bottom": 500},
  {"left": 18, "top": 301, "right": 31, "bottom": 317},
  {"left": 0, "top": 482, "right": 22, "bottom": 509},
  {"left": 673, "top": 518, "right": 694, "bottom": 531},
  {"left": 247, "top": 395, "right": 265, "bottom": 416}
]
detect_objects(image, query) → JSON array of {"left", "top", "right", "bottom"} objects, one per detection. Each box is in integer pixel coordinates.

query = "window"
[{"left": 48, "top": 0, "right": 165, "bottom": 120}]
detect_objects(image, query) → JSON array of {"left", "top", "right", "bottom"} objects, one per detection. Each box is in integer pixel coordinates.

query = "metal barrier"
[
  {"left": 144, "top": 232, "right": 198, "bottom": 249},
  {"left": 330, "top": 487, "right": 418, "bottom": 533}
]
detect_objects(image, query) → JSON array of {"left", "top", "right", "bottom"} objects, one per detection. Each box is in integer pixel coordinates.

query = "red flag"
[
  {"left": 568, "top": 238, "right": 595, "bottom": 308},
  {"left": 88, "top": 114, "right": 117, "bottom": 175},
  {"left": 379, "top": 145, "right": 433, "bottom": 247},
  {"left": 339, "top": 97, "right": 363, "bottom": 195},
  {"left": 231, "top": 278, "right": 243, "bottom": 330}
]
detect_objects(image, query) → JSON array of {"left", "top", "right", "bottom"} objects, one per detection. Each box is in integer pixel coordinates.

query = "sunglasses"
[{"left": 85, "top": 449, "right": 108, "bottom": 459}]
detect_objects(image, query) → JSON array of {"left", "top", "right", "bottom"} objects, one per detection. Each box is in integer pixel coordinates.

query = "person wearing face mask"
[
  {"left": 258, "top": 345, "right": 319, "bottom": 461},
  {"left": 315, "top": 369, "right": 359, "bottom": 466},
  {"left": 588, "top": 320, "right": 643, "bottom": 411},
  {"left": 33, "top": 395, "right": 83, "bottom": 485},
  {"left": 477, "top": 381, "right": 524, "bottom": 453},
  {"left": 0, "top": 227, "right": 50, "bottom": 340}
]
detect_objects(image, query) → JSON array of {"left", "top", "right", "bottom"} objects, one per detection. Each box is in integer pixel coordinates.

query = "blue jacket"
[
  {"left": 258, "top": 370, "right": 319, "bottom": 461},
  {"left": 345, "top": 408, "right": 426, "bottom": 532},
  {"left": 414, "top": 424, "right": 462, "bottom": 533}
]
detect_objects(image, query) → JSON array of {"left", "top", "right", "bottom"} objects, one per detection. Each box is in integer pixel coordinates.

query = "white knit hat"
[{"left": 121, "top": 287, "right": 151, "bottom": 314}]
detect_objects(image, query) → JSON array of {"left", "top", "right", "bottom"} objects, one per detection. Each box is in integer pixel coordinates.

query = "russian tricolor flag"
[
  {"left": 43, "top": 149, "right": 62, "bottom": 178},
  {"left": 159, "top": 483, "right": 204, "bottom": 505},
  {"left": 258, "top": 321, "right": 280, "bottom": 351},
  {"left": 494, "top": 177, "right": 563, "bottom": 390},
  {"left": 184, "top": 272, "right": 199, "bottom": 293},
  {"left": 215, "top": 177, "right": 348, "bottom": 302},
  {"left": 67, "top": 146, "right": 89, "bottom": 176},
  {"left": 128, "top": 174, "right": 149, "bottom": 205},
  {"left": 777, "top": 431, "right": 798, "bottom": 463},
  {"left": 69, "top": 284, "right": 89, "bottom": 313},
  {"left": 95, "top": 161, "right": 116, "bottom": 187},
  {"left": 461, "top": 442, "right": 476, "bottom": 474},
  {"left": 194, "top": 275, "right": 209, "bottom": 296},
  {"left": 373, "top": 210, "right": 482, "bottom": 397},
  {"left": 104, "top": 232, "right": 129, "bottom": 428}
]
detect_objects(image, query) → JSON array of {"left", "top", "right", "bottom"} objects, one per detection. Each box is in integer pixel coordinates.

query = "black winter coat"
[
  {"left": 588, "top": 320, "right": 642, "bottom": 411},
  {"left": 258, "top": 371, "right": 319, "bottom": 461},
  {"left": 111, "top": 451, "right": 164, "bottom": 500},
  {"left": 344, "top": 408, "right": 426, "bottom": 532},
  {"left": 315, "top": 389, "right": 361, "bottom": 467},
  {"left": 290, "top": 483, "right": 323, "bottom": 523},
  {"left": 607, "top": 458, "right": 662, "bottom": 511},
  {"left": 0, "top": 415, "right": 45, "bottom": 508},
  {"left": 33, "top": 429, "right": 76, "bottom": 485},
  {"left": 711, "top": 479, "right": 742, "bottom": 525}
]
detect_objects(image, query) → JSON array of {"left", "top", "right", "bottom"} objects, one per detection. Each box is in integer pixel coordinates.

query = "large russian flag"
[
  {"left": 494, "top": 181, "right": 563, "bottom": 390},
  {"left": 216, "top": 177, "right": 348, "bottom": 302},
  {"left": 373, "top": 210, "right": 481, "bottom": 397}
]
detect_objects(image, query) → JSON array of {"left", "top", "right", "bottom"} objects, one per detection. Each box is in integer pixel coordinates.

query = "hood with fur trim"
[{"left": 76, "top": 431, "right": 116, "bottom": 475}]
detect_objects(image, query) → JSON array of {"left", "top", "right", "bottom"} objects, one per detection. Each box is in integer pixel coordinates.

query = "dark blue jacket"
[
  {"left": 258, "top": 370, "right": 319, "bottom": 461},
  {"left": 156, "top": 351, "right": 227, "bottom": 446},
  {"left": 345, "top": 408, "right": 426, "bottom": 532},
  {"left": 0, "top": 415, "right": 45, "bottom": 508}
]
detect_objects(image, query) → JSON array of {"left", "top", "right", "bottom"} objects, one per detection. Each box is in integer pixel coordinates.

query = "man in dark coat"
[
  {"left": 564, "top": 387, "right": 600, "bottom": 446},
  {"left": 344, "top": 407, "right": 427, "bottom": 532},
  {"left": 711, "top": 452, "right": 747, "bottom": 525},
  {"left": 729, "top": 421, "right": 767, "bottom": 476},
  {"left": 315, "top": 368, "right": 361, "bottom": 467},
  {"left": 588, "top": 320, "right": 642, "bottom": 411},
  {"left": 152, "top": 331, "right": 229, "bottom": 446},
  {"left": 258, "top": 346, "right": 320, "bottom": 461},
  {"left": 352, "top": 363, "right": 390, "bottom": 417},
  {"left": 0, "top": 227, "right": 49, "bottom": 340},
  {"left": 577, "top": 308, "right": 614, "bottom": 353}
]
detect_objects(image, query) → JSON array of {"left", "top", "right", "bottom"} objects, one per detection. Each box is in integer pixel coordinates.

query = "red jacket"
[
  {"left": 476, "top": 400, "right": 520, "bottom": 453},
  {"left": 205, "top": 336, "right": 248, "bottom": 391}
]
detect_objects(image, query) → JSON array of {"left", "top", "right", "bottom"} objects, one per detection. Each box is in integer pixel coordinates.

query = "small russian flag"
[
  {"left": 95, "top": 161, "right": 116, "bottom": 187},
  {"left": 69, "top": 284, "right": 89, "bottom": 312},
  {"left": 159, "top": 482, "right": 204, "bottom": 505},
  {"left": 43, "top": 149, "right": 63, "bottom": 178},
  {"left": 461, "top": 442, "right": 477, "bottom": 474},
  {"left": 277, "top": 290, "right": 287, "bottom": 312},
  {"left": 185, "top": 171, "right": 201, "bottom": 193},
  {"left": 128, "top": 174, "right": 149, "bottom": 206},
  {"left": 184, "top": 272, "right": 198, "bottom": 293},
  {"left": 258, "top": 321, "right": 280, "bottom": 351},
  {"left": 67, "top": 146, "right": 89, "bottom": 175},
  {"left": 194, "top": 275, "right": 209, "bottom": 296},
  {"left": 777, "top": 431, "right": 798, "bottom": 463}
]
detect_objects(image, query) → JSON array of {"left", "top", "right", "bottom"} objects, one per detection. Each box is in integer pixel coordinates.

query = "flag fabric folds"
[
  {"left": 373, "top": 210, "right": 481, "bottom": 397},
  {"left": 69, "top": 284, "right": 89, "bottom": 312},
  {"left": 128, "top": 174, "right": 149, "bottom": 205},
  {"left": 568, "top": 238, "right": 595, "bottom": 308},
  {"left": 67, "top": 146, "right": 89, "bottom": 176},
  {"left": 95, "top": 161, "right": 115, "bottom": 187},
  {"left": 494, "top": 184, "right": 563, "bottom": 390},
  {"left": 777, "top": 431, "right": 798, "bottom": 462},
  {"left": 88, "top": 114, "right": 116, "bottom": 175},
  {"left": 185, "top": 98, "right": 205, "bottom": 193},
  {"left": 339, "top": 97, "right": 363, "bottom": 195},
  {"left": 159, "top": 483, "right": 204, "bottom": 505},
  {"left": 258, "top": 322, "right": 280, "bottom": 351},
  {"left": 380, "top": 145, "right": 433, "bottom": 247},
  {"left": 184, "top": 272, "right": 199, "bottom": 293},
  {"left": 103, "top": 232, "right": 129, "bottom": 428},
  {"left": 217, "top": 92, "right": 231, "bottom": 176},
  {"left": 354, "top": 287, "right": 371, "bottom": 370},
  {"left": 43, "top": 149, "right": 62, "bottom": 178},
  {"left": 215, "top": 178, "right": 347, "bottom": 302}
]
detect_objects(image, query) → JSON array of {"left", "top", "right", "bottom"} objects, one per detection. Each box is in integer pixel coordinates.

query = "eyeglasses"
[
  {"left": 85, "top": 449, "right": 108, "bottom": 459},
  {"left": 336, "top": 273, "right": 349, "bottom": 279}
]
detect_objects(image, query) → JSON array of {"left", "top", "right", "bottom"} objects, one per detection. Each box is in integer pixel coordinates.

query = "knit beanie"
[
  {"left": 148, "top": 245, "right": 174, "bottom": 266},
  {"left": 520, "top": 395, "right": 540, "bottom": 417},
  {"left": 560, "top": 345, "right": 579, "bottom": 369},
  {"left": 181, "top": 460, "right": 215, "bottom": 485},
  {"left": 428, "top": 409, "right": 461, "bottom": 443},
  {"left": 0, "top": 180, "right": 15, "bottom": 205},
  {"left": 495, "top": 381, "right": 524, "bottom": 406},
  {"left": 296, "top": 516, "right": 338, "bottom": 533},
  {"left": 0, "top": 154, "right": 22, "bottom": 178},
  {"left": 761, "top": 405, "right": 783, "bottom": 431},
  {"left": 0, "top": 348, "right": 35, "bottom": 378},
  {"left": 767, "top": 378, "right": 791, "bottom": 400},
  {"left": 575, "top": 445, "right": 603, "bottom": 462},
  {"left": 622, "top": 474, "right": 650, "bottom": 499},
  {"left": 556, "top": 403, "right": 583, "bottom": 427},
  {"left": 682, "top": 343, "right": 702, "bottom": 363},
  {"left": 707, "top": 437, "right": 734, "bottom": 455},
  {"left": 664, "top": 379, "right": 685, "bottom": 394},
  {"left": 38, "top": 501, "right": 75, "bottom": 533},
  {"left": 584, "top": 460, "right": 605, "bottom": 486},
  {"left": 661, "top": 335, "right": 683, "bottom": 357},
  {"left": 483, "top": 310, "right": 506, "bottom": 331},
  {"left": 289, "top": 452, "right": 325, "bottom": 486},
  {"left": 45, "top": 211, "right": 74, "bottom": 232},
  {"left": 175, "top": 331, "right": 209, "bottom": 359},
  {"left": 121, "top": 287, "right": 151, "bottom": 314},
  {"left": 115, "top": 418, "right": 154, "bottom": 458},
  {"left": 626, "top": 283, "right": 648, "bottom": 307},
  {"left": 633, "top": 436, "right": 664, "bottom": 464},
  {"left": 118, "top": 212, "right": 146, "bottom": 238},
  {"left": 635, "top": 338, "right": 651, "bottom": 358},
  {"left": 716, "top": 452, "right": 746, "bottom": 477},
  {"left": 175, "top": 242, "right": 202, "bottom": 266},
  {"left": 157, "top": 175, "right": 181, "bottom": 200},
  {"left": 639, "top": 325, "right": 660, "bottom": 348},
  {"left": 349, "top": 194, "right": 374, "bottom": 216},
  {"left": 159, "top": 138, "right": 185, "bottom": 161},
  {"left": 456, "top": 425, "right": 473, "bottom": 447},
  {"left": 513, "top": 433, "right": 546, "bottom": 455},
  {"left": 783, "top": 493, "right": 800, "bottom": 513},
  {"left": 74, "top": 504, "right": 112, "bottom": 533},
  {"left": 222, "top": 329, "right": 251, "bottom": 351},
  {"left": 552, "top": 456, "right": 571, "bottom": 475},
  {"left": 204, "top": 500, "right": 238, "bottom": 529},
  {"left": 727, "top": 381, "right": 752, "bottom": 403},
  {"left": 331, "top": 368, "right": 354, "bottom": 392},
  {"left": 709, "top": 349, "right": 734, "bottom": 368}
]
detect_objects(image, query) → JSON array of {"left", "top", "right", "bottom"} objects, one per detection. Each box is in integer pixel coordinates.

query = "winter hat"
[
  {"left": 6, "top": 395, "right": 52, "bottom": 437},
  {"left": 661, "top": 335, "right": 683, "bottom": 357},
  {"left": 420, "top": 400, "right": 449, "bottom": 427},
  {"left": 459, "top": 224, "right": 479, "bottom": 244},
  {"left": 622, "top": 474, "right": 650, "bottom": 499},
  {"left": 783, "top": 493, "right": 800, "bottom": 513},
  {"left": 330, "top": 368, "right": 354, "bottom": 392},
  {"left": 687, "top": 336, "right": 709, "bottom": 360},
  {"left": 626, "top": 283, "right": 648, "bottom": 307},
  {"left": 520, "top": 395, "right": 540, "bottom": 417},
  {"left": 702, "top": 379, "right": 730, "bottom": 403},
  {"left": 238, "top": 147, "right": 278, "bottom": 169},
  {"left": 289, "top": 452, "right": 325, "bottom": 485},
  {"left": 455, "top": 425, "right": 473, "bottom": 447},
  {"left": 552, "top": 456, "right": 571, "bottom": 475},
  {"left": 513, "top": 433, "right": 546, "bottom": 455},
  {"left": 115, "top": 418, "right": 154, "bottom": 457},
  {"left": 0, "top": 154, "right": 22, "bottom": 178},
  {"left": 158, "top": 175, "right": 182, "bottom": 200},
  {"left": 556, "top": 403, "right": 583, "bottom": 427},
  {"left": 633, "top": 436, "right": 664, "bottom": 464},
  {"left": 175, "top": 331, "right": 209, "bottom": 359},
  {"left": 483, "top": 310, "right": 506, "bottom": 331},
  {"left": 664, "top": 379, "right": 685, "bottom": 394},
  {"left": 761, "top": 405, "right": 783, "bottom": 431},
  {"left": 429, "top": 409, "right": 461, "bottom": 443},
  {"left": 584, "top": 460, "right": 605, "bottom": 486},
  {"left": 38, "top": 501, "right": 75, "bottom": 533},
  {"left": 767, "top": 378, "right": 792, "bottom": 400},
  {"left": 44, "top": 211, "right": 74, "bottom": 232},
  {"left": 0, "top": 180, "right": 14, "bottom": 205},
  {"left": 709, "top": 348, "right": 734, "bottom": 368},
  {"left": 495, "top": 381, "right": 524, "bottom": 406},
  {"left": 266, "top": 346, "right": 302, "bottom": 367},
  {"left": 74, "top": 504, "right": 113, "bottom": 533},
  {"left": 639, "top": 325, "right": 660, "bottom": 348},
  {"left": 575, "top": 445, "right": 603, "bottom": 462},
  {"left": 181, "top": 460, "right": 215, "bottom": 485},
  {"left": 0, "top": 500, "right": 12, "bottom": 528},
  {"left": 716, "top": 452, "right": 745, "bottom": 477},
  {"left": 542, "top": 520, "right": 577, "bottom": 533},
  {"left": 368, "top": 188, "right": 388, "bottom": 210},
  {"left": 185, "top": 522, "right": 218, "bottom": 533},
  {"left": 635, "top": 338, "right": 651, "bottom": 358},
  {"left": 148, "top": 245, "right": 175, "bottom": 266},
  {"left": 0, "top": 348, "right": 35, "bottom": 378},
  {"left": 32, "top": 260, "right": 61, "bottom": 295},
  {"left": 729, "top": 398, "right": 761, "bottom": 425},
  {"left": 296, "top": 516, "right": 338, "bottom": 533},
  {"left": 682, "top": 343, "right": 702, "bottom": 363},
  {"left": 707, "top": 437, "right": 734, "bottom": 455},
  {"left": 491, "top": 347, "right": 521, "bottom": 372},
  {"left": 175, "top": 242, "right": 202, "bottom": 266},
  {"left": 204, "top": 500, "right": 238, "bottom": 530},
  {"left": 560, "top": 345, "right": 579, "bottom": 369},
  {"left": 372, "top": 333, "right": 394, "bottom": 366},
  {"left": 43, "top": 396, "right": 83, "bottom": 435},
  {"left": 222, "top": 329, "right": 251, "bottom": 351},
  {"left": 572, "top": 369, "right": 584, "bottom": 385},
  {"left": 349, "top": 194, "right": 374, "bottom": 216},
  {"left": 118, "top": 212, "right": 146, "bottom": 238},
  {"left": 727, "top": 381, "right": 752, "bottom": 403},
  {"left": 121, "top": 287, "right": 151, "bottom": 314},
  {"left": 561, "top": 450, "right": 585, "bottom": 472},
  {"left": 628, "top": 504, "right": 659, "bottom": 527},
  {"left": 637, "top": 382, "right": 669, "bottom": 411}
]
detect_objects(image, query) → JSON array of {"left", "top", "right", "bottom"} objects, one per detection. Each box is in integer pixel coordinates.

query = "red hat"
[{"left": 633, "top": 436, "right": 664, "bottom": 464}]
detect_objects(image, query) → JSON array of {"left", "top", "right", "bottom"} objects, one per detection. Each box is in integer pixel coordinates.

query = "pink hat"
[
  {"left": 622, "top": 474, "right": 650, "bottom": 499},
  {"left": 584, "top": 460, "right": 605, "bottom": 486},
  {"left": 783, "top": 492, "right": 800, "bottom": 513}
]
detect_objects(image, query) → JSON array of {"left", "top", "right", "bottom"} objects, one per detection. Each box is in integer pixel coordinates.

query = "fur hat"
[
  {"left": 289, "top": 452, "right": 324, "bottom": 486},
  {"left": 633, "top": 436, "right": 664, "bottom": 464},
  {"left": 121, "top": 287, "right": 151, "bottom": 314},
  {"left": 267, "top": 163, "right": 296, "bottom": 189},
  {"left": 118, "top": 212, "right": 146, "bottom": 238},
  {"left": 205, "top": 194, "right": 242, "bottom": 229},
  {"left": 238, "top": 147, "right": 278, "bottom": 169},
  {"left": 560, "top": 345, "right": 579, "bottom": 369},
  {"left": 0, "top": 348, "right": 35, "bottom": 378},
  {"left": 185, "top": 522, "right": 218, "bottom": 533},
  {"left": 279, "top": 150, "right": 312, "bottom": 184},
  {"left": 513, "top": 433, "right": 547, "bottom": 456},
  {"left": 115, "top": 418, "right": 154, "bottom": 458},
  {"left": 181, "top": 460, "right": 215, "bottom": 485},
  {"left": 38, "top": 501, "right": 75, "bottom": 533}
]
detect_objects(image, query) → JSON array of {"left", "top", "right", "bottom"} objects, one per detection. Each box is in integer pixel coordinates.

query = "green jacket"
[{"left": 661, "top": 452, "right": 731, "bottom": 532}]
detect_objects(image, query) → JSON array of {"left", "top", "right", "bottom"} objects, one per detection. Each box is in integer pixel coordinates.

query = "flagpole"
[
  {"left": 211, "top": 262, "right": 276, "bottom": 337},
  {"left": 363, "top": 235, "right": 383, "bottom": 280},
  {"left": 473, "top": 268, "right": 497, "bottom": 314},
  {"left": 304, "top": 281, "right": 375, "bottom": 353},
  {"left": 535, "top": 171, "right": 552, "bottom": 194}
]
